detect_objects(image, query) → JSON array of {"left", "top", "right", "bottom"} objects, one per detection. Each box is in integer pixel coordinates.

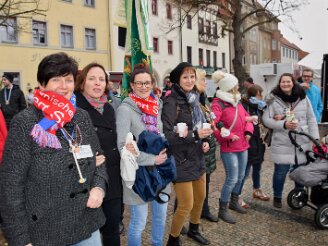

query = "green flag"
[{"left": 121, "top": 0, "right": 153, "bottom": 99}]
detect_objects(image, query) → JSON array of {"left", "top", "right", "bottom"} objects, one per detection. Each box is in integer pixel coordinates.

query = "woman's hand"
[
  {"left": 274, "top": 114, "right": 284, "bottom": 120},
  {"left": 285, "top": 121, "right": 298, "bottom": 130},
  {"left": 155, "top": 149, "right": 168, "bottom": 165},
  {"left": 95, "top": 153, "right": 106, "bottom": 166},
  {"left": 87, "top": 187, "right": 105, "bottom": 208},
  {"left": 202, "top": 142, "right": 210, "bottom": 153},
  {"left": 245, "top": 135, "right": 251, "bottom": 142},
  {"left": 197, "top": 128, "right": 213, "bottom": 139},
  {"left": 231, "top": 135, "right": 240, "bottom": 142},
  {"left": 125, "top": 142, "right": 138, "bottom": 156}
]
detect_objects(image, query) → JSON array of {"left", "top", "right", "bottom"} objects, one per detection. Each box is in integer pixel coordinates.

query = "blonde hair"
[{"left": 195, "top": 69, "right": 206, "bottom": 87}]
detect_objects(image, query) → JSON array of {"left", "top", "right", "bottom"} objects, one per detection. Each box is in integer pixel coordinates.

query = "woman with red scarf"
[
  {"left": 0, "top": 53, "right": 108, "bottom": 246},
  {"left": 116, "top": 63, "right": 170, "bottom": 246}
]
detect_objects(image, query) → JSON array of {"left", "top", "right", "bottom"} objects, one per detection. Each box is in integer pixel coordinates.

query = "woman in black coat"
[
  {"left": 75, "top": 63, "right": 122, "bottom": 246},
  {"left": 238, "top": 84, "right": 269, "bottom": 208}
]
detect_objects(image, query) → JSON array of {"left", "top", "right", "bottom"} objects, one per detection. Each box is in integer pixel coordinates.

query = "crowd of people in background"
[{"left": 0, "top": 52, "right": 323, "bottom": 246}]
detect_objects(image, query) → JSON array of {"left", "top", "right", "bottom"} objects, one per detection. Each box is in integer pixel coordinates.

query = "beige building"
[{"left": 0, "top": 0, "right": 111, "bottom": 93}]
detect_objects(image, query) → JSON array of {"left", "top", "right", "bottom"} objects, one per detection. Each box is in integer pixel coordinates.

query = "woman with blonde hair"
[
  {"left": 211, "top": 71, "right": 254, "bottom": 224},
  {"left": 195, "top": 68, "right": 218, "bottom": 222}
]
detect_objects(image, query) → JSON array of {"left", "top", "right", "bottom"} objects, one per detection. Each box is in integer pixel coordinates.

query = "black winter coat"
[
  {"left": 0, "top": 85, "right": 26, "bottom": 128},
  {"left": 241, "top": 98, "right": 265, "bottom": 165},
  {"left": 200, "top": 93, "right": 217, "bottom": 174},
  {"left": 0, "top": 106, "right": 107, "bottom": 246},
  {"left": 76, "top": 92, "right": 122, "bottom": 200},
  {"left": 162, "top": 84, "right": 206, "bottom": 182}
]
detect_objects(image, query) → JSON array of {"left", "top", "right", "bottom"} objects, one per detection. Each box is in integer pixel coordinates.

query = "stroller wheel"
[
  {"left": 287, "top": 188, "right": 308, "bottom": 210},
  {"left": 315, "top": 204, "right": 328, "bottom": 229}
]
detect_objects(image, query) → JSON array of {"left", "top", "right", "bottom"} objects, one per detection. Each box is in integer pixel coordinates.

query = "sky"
[{"left": 278, "top": 0, "right": 328, "bottom": 53}]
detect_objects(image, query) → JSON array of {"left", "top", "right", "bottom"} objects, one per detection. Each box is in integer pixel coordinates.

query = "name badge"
[{"left": 76, "top": 145, "right": 93, "bottom": 159}]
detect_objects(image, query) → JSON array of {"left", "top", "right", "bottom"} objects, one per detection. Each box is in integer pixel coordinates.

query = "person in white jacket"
[{"left": 262, "top": 73, "right": 319, "bottom": 208}]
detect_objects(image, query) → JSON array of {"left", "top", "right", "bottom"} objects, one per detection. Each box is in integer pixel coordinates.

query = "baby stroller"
[{"left": 287, "top": 130, "right": 328, "bottom": 229}]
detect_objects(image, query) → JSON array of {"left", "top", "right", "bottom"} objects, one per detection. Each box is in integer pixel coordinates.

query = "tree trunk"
[{"left": 231, "top": 0, "right": 246, "bottom": 88}]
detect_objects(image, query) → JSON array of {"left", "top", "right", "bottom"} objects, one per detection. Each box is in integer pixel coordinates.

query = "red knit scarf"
[
  {"left": 31, "top": 90, "right": 76, "bottom": 148},
  {"left": 129, "top": 93, "right": 158, "bottom": 117}
]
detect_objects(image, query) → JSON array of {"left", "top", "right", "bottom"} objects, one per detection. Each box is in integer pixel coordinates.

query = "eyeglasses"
[
  {"left": 134, "top": 81, "right": 152, "bottom": 88},
  {"left": 302, "top": 75, "right": 312, "bottom": 78}
]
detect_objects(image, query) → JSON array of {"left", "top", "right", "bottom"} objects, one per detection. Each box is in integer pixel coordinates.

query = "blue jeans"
[
  {"left": 273, "top": 163, "right": 291, "bottom": 198},
  {"left": 239, "top": 162, "right": 262, "bottom": 194},
  {"left": 70, "top": 230, "right": 102, "bottom": 246},
  {"left": 220, "top": 151, "right": 248, "bottom": 202},
  {"left": 127, "top": 200, "right": 168, "bottom": 246}
]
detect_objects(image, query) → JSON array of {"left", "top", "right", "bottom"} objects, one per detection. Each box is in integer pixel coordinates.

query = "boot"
[
  {"left": 229, "top": 193, "right": 247, "bottom": 214},
  {"left": 187, "top": 223, "right": 210, "bottom": 245},
  {"left": 218, "top": 199, "right": 236, "bottom": 224},
  {"left": 201, "top": 211, "right": 219, "bottom": 222},
  {"left": 166, "top": 234, "right": 181, "bottom": 246},
  {"left": 273, "top": 197, "right": 282, "bottom": 208},
  {"left": 180, "top": 225, "right": 187, "bottom": 235}
]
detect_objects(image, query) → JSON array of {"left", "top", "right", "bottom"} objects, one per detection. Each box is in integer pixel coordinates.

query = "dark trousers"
[
  {"left": 101, "top": 198, "right": 121, "bottom": 246},
  {"left": 202, "top": 173, "right": 211, "bottom": 214}
]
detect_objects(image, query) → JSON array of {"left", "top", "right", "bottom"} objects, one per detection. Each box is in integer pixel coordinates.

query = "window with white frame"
[
  {"left": 60, "top": 25, "right": 73, "bottom": 48},
  {"left": 166, "top": 3, "right": 172, "bottom": 20},
  {"left": 167, "top": 40, "right": 173, "bottom": 55},
  {"left": 0, "top": 17, "right": 17, "bottom": 43},
  {"left": 32, "top": 21, "right": 47, "bottom": 45},
  {"left": 85, "top": 28, "right": 96, "bottom": 49},
  {"left": 187, "top": 15, "right": 192, "bottom": 29},
  {"left": 84, "top": 0, "right": 95, "bottom": 7},
  {"left": 272, "top": 39, "right": 277, "bottom": 50},
  {"left": 152, "top": 0, "right": 158, "bottom": 15}
]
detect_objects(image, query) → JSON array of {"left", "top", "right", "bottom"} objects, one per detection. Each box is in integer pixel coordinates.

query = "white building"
[{"left": 110, "top": 0, "right": 230, "bottom": 89}]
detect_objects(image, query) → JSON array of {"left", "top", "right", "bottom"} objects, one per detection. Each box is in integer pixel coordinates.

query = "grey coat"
[
  {"left": 262, "top": 94, "right": 319, "bottom": 164},
  {"left": 0, "top": 106, "right": 108, "bottom": 246},
  {"left": 116, "top": 97, "right": 171, "bottom": 205}
]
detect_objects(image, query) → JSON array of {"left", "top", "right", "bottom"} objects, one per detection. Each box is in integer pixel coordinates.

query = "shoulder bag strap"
[{"left": 228, "top": 105, "right": 239, "bottom": 131}]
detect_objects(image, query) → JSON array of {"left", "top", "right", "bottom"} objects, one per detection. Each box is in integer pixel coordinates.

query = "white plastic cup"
[
  {"left": 177, "top": 123, "right": 187, "bottom": 137},
  {"left": 202, "top": 123, "right": 211, "bottom": 129},
  {"left": 252, "top": 115, "right": 258, "bottom": 125}
]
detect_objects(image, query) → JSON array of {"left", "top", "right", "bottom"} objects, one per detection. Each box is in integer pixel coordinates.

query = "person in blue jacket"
[{"left": 300, "top": 68, "right": 322, "bottom": 122}]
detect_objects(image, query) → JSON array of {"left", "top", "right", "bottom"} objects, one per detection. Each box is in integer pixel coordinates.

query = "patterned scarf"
[
  {"left": 83, "top": 93, "right": 108, "bottom": 114},
  {"left": 129, "top": 92, "right": 160, "bottom": 134},
  {"left": 31, "top": 90, "right": 76, "bottom": 148},
  {"left": 187, "top": 90, "right": 206, "bottom": 130}
]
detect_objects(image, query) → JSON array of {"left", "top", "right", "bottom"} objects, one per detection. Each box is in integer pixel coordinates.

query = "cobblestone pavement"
[
  {"left": 121, "top": 149, "right": 328, "bottom": 246},
  {"left": 1, "top": 149, "right": 328, "bottom": 246}
]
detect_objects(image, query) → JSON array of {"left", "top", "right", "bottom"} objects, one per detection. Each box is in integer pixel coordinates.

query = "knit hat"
[
  {"left": 170, "top": 62, "right": 193, "bottom": 84},
  {"left": 2, "top": 72, "right": 14, "bottom": 83},
  {"left": 212, "top": 70, "right": 238, "bottom": 92}
]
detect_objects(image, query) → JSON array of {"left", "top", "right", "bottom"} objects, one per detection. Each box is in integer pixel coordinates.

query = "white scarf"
[{"left": 216, "top": 90, "right": 241, "bottom": 107}]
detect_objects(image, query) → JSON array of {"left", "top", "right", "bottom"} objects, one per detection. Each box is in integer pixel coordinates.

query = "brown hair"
[
  {"left": 247, "top": 84, "right": 263, "bottom": 98},
  {"left": 302, "top": 68, "right": 314, "bottom": 77},
  {"left": 130, "top": 63, "right": 154, "bottom": 84},
  {"left": 75, "top": 62, "right": 109, "bottom": 94}
]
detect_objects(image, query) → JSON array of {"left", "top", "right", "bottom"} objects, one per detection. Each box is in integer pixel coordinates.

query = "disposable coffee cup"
[
  {"left": 177, "top": 123, "right": 187, "bottom": 137},
  {"left": 252, "top": 115, "right": 258, "bottom": 125},
  {"left": 203, "top": 123, "right": 211, "bottom": 129}
]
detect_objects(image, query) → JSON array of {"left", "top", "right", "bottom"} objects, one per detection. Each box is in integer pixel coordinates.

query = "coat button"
[
  {"left": 68, "top": 164, "right": 74, "bottom": 169},
  {"left": 112, "top": 147, "right": 117, "bottom": 151},
  {"left": 70, "top": 192, "right": 75, "bottom": 198},
  {"left": 82, "top": 189, "right": 88, "bottom": 194},
  {"left": 94, "top": 127, "right": 98, "bottom": 131},
  {"left": 32, "top": 215, "right": 38, "bottom": 221}
]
